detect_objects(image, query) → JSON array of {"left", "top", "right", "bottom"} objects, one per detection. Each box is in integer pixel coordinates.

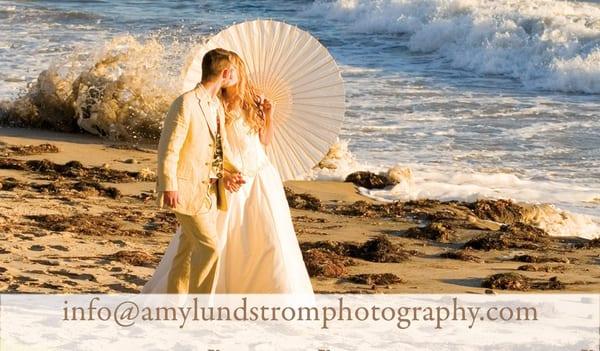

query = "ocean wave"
[
  {"left": 0, "top": 6, "right": 17, "bottom": 14},
  {"left": 6, "top": 4, "right": 104, "bottom": 22},
  {"left": 0, "top": 35, "right": 188, "bottom": 141},
  {"left": 508, "top": 120, "right": 597, "bottom": 139},
  {"left": 303, "top": 0, "right": 600, "bottom": 93}
]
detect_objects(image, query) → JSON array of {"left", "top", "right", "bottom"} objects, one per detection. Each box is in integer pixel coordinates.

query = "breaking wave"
[{"left": 303, "top": 0, "right": 600, "bottom": 93}]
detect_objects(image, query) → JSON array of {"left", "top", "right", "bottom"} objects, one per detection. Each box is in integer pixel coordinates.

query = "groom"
[{"left": 155, "top": 48, "right": 245, "bottom": 294}]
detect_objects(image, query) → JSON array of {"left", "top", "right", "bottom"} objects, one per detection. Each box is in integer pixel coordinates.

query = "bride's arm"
[{"left": 259, "top": 98, "right": 274, "bottom": 146}]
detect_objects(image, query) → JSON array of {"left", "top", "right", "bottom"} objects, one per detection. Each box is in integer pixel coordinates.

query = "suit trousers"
[{"left": 167, "top": 183, "right": 219, "bottom": 293}]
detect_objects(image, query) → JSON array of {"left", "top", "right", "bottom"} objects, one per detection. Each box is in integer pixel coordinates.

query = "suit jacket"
[{"left": 155, "top": 84, "right": 238, "bottom": 215}]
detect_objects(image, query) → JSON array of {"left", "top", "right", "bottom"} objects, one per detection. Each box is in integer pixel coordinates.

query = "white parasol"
[{"left": 181, "top": 19, "right": 345, "bottom": 181}]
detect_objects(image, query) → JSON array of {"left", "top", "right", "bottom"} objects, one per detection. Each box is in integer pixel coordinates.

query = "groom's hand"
[{"left": 163, "top": 191, "right": 178, "bottom": 208}]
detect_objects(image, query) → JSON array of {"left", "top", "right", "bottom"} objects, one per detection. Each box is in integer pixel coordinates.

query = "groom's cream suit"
[{"left": 155, "top": 83, "right": 237, "bottom": 294}]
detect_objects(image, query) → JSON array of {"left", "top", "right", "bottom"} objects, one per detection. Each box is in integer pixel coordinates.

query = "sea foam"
[
  {"left": 303, "top": 0, "right": 600, "bottom": 93},
  {"left": 0, "top": 35, "right": 189, "bottom": 141},
  {"left": 312, "top": 139, "right": 600, "bottom": 239}
]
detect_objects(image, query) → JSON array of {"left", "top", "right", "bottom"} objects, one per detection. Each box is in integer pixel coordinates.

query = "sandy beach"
[{"left": 1, "top": 126, "right": 598, "bottom": 294}]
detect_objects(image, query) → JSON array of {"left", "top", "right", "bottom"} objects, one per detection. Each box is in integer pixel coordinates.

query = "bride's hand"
[
  {"left": 258, "top": 96, "right": 274, "bottom": 145},
  {"left": 261, "top": 98, "right": 273, "bottom": 116},
  {"left": 255, "top": 94, "right": 274, "bottom": 118},
  {"left": 223, "top": 171, "right": 245, "bottom": 192}
]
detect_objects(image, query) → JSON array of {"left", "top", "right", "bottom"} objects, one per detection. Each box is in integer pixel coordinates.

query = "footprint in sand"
[
  {"left": 49, "top": 245, "right": 69, "bottom": 251},
  {"left": 106, "top": 283, "right": 138, "bottom": 293},
  {"left": 14, "top": 275, "right": 38, "bottom": 283},
  {"left": 112, "top": 273, "right": 146, "bottom": 286},
  {"left": 48, "top": 269, "right": 97, "bottom": 282},
  {"left": 62, "top": 280, "right": 78, "bottom": 286},
  {"left": 40, "top": 282, "right": 64, "bottom": 290},
  {"left": 16, "top": 234, "right": 34, "bottom": 241},
  {"left": 30, "top": 259, "right": 59, "bottom": 266}
]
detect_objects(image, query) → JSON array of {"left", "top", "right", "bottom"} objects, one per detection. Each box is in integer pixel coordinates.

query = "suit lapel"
[{"left": 194, "top": 88, "right": 217, "bottom": 140}]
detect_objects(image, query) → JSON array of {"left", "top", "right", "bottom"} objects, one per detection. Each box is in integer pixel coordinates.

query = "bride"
[
  {"left": 141, "top": 51, "right": 314, "bottom": 296},
  {"left": 213, "top": 51, "right": 313, "bottom": 294}
]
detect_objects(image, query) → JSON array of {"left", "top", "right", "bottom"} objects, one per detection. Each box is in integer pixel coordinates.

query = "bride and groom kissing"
[{"left": 141, "top": 48, "right": 314, "bottom": 295}]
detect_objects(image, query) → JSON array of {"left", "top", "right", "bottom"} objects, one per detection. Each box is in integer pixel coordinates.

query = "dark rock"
[{"left": 345, "top": 171, "right": 392, "bottom": 189}]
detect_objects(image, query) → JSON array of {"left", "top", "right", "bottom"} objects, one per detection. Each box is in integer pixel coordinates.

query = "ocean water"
[{"left": 0, "top": 0, "right": 599, "bottom": 238}]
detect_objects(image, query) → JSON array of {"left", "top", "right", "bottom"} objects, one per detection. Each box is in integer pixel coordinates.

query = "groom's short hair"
[{"left": 201, "top": 48, "right": 233, "bottom": 82}]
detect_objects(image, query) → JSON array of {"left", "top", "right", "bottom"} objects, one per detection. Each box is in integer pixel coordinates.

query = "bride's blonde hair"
[{"left": 220, "top": 51, "right": 264, "bottom": 133}]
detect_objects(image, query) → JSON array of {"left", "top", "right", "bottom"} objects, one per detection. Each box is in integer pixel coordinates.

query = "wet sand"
[{"left": 1, "top": 127, "right": 599, "bottom": 294}]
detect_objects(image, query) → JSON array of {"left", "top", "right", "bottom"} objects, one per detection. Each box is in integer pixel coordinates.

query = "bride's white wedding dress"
[
  {"left": 141, "top": 114, "right": 314, "bottom": 297},
  {"left": 213, "top": 115, "right": 314, "bottom": 294}
]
